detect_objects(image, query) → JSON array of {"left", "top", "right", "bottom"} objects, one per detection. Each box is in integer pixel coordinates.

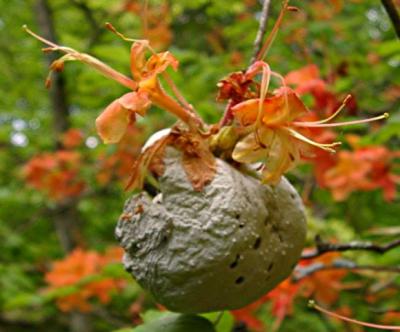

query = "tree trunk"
[{"left": 34, "top": 1, "right": 92, "bottom": 331}]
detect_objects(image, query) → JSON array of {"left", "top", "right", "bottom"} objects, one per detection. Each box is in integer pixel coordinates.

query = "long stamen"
[
  {"left": 286, "top": 128, "right": 341, "bottom": 153},
  {"left": 309, "top": 300, "right": 400, "bottom": 330},
  {"left": 306, "top": 94, "right": 352, "bottom": 125},
  {"left": 24, "top": 25, "right": 137, "bottom": 90},
  {"left": 105, "top": 22, "right": 156, "bottom": 54},
  {"left": 271, "top": 71, "right": 287, "bottom": 87},
  {"left": 294, "top": 113, "right": 389, "bottom": 128}
]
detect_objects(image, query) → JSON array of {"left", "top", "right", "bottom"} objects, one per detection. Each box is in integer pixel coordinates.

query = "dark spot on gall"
[
  {"left": 235, "top": 276, "right": 245, "bottom": 284},
  {"left": 230, "top": 254, "right": 241, "bottom": 268},
  {"left": 253, "top": 236, "right": 262, "bottom": 250}
]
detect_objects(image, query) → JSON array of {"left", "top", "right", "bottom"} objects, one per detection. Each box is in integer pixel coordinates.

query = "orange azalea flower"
[
  {"left": 24, "top": 25, "right": 200, "bottom": 144},
  {"left": 231, "top": 63, "right": 388, "bottom": 184},
  {"left": 45, "top": 247, "right": 125, "bottom": 312},
  {"left": 323, "top": 146, "right": 400, "bottom": 201},
  {"left": 232, "top": 87, "right": 311, "bottom": 183},
  {"left": 285, "top": 64, "right": 339, "bottom": 114},
  {"left": 298, "top": 252, "right": 348, "bottom": 305},
  {"left": 230, "top": 251, "right": 352, "bottom": 331},
  {"left": 61, "top": 128, "right": 84, "bottom": 149},
  {"left": 23, "top": 150, "right": 86, "bottom": 201}
]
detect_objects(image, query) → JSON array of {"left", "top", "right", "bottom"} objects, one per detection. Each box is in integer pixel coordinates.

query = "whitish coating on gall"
[{"left": 116, "top": 147, "right": 307, "bottom": 313}]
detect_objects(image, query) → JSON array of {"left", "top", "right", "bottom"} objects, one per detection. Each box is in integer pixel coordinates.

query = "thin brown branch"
[
  {"left": 250, "top": 0, "right": 271, "bottom": 64},
  {"left": 301, "top": 235, "right": 400, "bottom": 259},
  {"left": 294, "top": 259, "right": 400, "bottom": 281},
  {"left": 381, "top": 0, "right": 400, "bottom": 39}
]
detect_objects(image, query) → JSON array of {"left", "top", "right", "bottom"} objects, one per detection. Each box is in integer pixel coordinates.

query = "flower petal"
[
  {"left": 96, "top": 99, "right": 131, "bottom": 144},
  {"left": 261, "top": 132, "right": 294, "bottom": 184},
  {"left": 285, "top": 64, "right": 320, "bottom": 85},
  {"left": 143, "top": 51, "right": 179, "bottom": 78},
  {"left": 130, "top": 42, "right": 147, "bottom": 80},
  {"left": 261, "top": 87, "right": 308, "bottom": 125},
  {"left": 232, "top": 128, "right": 275, "bottom": 163},
  {"left": 232, "top": 87, "right": 308, "bottom": 127},
  {"left": 118, "top": 91, "right": 151, "bottom": 116}
]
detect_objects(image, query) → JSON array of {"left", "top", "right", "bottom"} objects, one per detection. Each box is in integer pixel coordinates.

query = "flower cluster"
[
  {"left": 25, "top": 14, "right": 390, "bottom": 193},
  {"left": 45, "top": 247, "right": 125, "bottom": 312}
]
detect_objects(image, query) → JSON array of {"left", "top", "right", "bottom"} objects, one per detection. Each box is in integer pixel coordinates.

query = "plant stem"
[{"left": 250, "top": 0, "right": 271, "bottom": 64}]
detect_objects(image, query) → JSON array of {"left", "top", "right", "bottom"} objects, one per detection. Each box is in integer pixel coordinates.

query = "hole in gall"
[
  {"left": 235, "top": 276, "right": 245, "bottom": 284},
  {"left": 253, "top": 236, "right": 262, "bottom": 250},
  {"left": 230, "top": 254, "right": 240, "bottom": 268}
]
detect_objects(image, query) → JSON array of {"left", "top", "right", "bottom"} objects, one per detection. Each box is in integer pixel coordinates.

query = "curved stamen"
[
  {"left": 305, "top": 94, "right": 352, "bottom": 125},
  {"left": 105, "top": 22, "right": 153, "bottom": 51},
  {"left": 294, "top": 113, "right": 389, "bottom": 128},
  {"left": 286, "top": 128, "right": 341, "bottom": 153}
]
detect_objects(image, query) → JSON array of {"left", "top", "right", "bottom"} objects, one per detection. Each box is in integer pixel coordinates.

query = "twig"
[
  {"left": 294, "top": 259, "right": 400, "bottom": 281},
  {"left": 381, "top": 0, "right": 400, "bottom": 39},
  {"left": 301, "top": 235, "right": 400, "bottom": 259},
  {"left": 250, "top": 0, "right": 271, "bottom": 64},
  {"left": 309, "top": 300, "right": 400, "bottom": 330}
]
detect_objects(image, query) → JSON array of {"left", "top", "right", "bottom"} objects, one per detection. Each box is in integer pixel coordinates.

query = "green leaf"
[
  {"left": 202, "top": 312, "right": 234, "bottom": 332},
  {"left": 375, "top": 40, "right": 400, "bottom": 57},
  {"left": 127, "top": 313, "right": 216, "bottom": 332}
]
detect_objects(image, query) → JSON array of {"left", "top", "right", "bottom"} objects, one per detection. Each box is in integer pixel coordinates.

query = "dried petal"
[
  {"left": 125, "top": 133, "right": 171, "bottom": 190},
  {"left": 170, "top": 130, "right": 216, "bottom": 191}
]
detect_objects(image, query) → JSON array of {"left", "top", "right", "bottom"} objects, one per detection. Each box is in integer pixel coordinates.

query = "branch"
[
  {"left": 294, "top": 259, "right": 400, "bottom": 281},
  {"left": 381, "top": 0, "right": 400, "bottom": 39},
  {"left": 301, "top": 235, "right": 400, "bottom": 259},
  {"left": 250, "top": 0, "right": 271, "bottom": 64}
]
